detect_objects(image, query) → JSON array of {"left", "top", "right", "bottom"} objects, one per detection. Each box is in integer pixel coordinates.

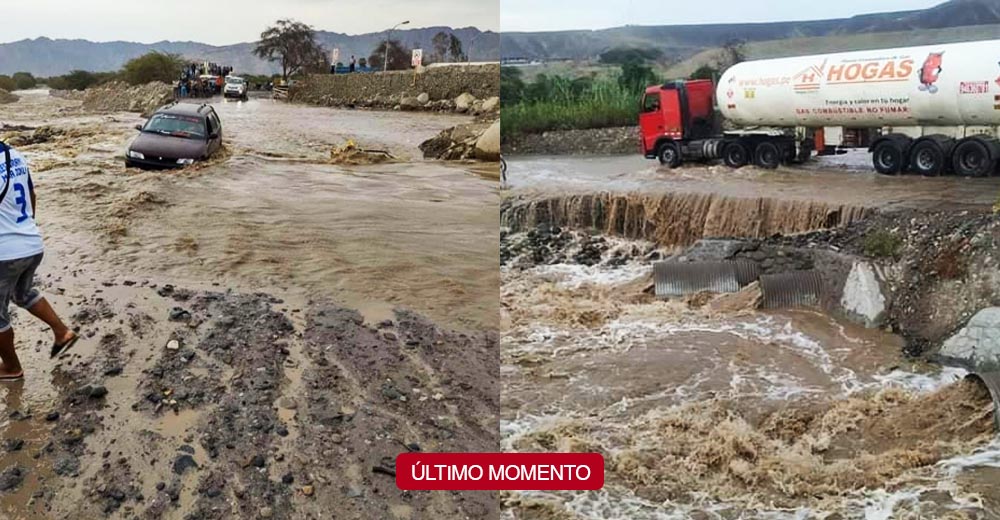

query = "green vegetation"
[
  {"left": 43, "top": 70, "right": 118, "bottom": 90},
  {"left": 502, "top": 55, "right": 660, "bottom": 138},
  {"left": 599, "top": 47, "right": 663, "bottom": 65},
  {"left": 12, "top": 72, "right": 37, "bottom": 90},
  {"left": 0, "top": 73, "right": 39, "bottom": 91},
  {"left": 863, "top": 230, "right": 903, "bottom": 259},
  {"left": 121, "top": 52, "right": 184, "bottom": 85}
]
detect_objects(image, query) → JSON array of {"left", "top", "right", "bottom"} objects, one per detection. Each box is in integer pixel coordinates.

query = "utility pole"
[{"left": 383, "top": 20, "right": 410, "bottom": 72}]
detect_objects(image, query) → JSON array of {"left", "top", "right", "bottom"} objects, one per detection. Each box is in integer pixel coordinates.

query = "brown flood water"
[
  {"left": 2, "top": 90, "right": 499, "bottom": 330},
  {"left": 501, "top": 234, "right": 999, "bottom": 520},
  {"left": 0, "top": 90, "right": 500, "bottom": 518}
]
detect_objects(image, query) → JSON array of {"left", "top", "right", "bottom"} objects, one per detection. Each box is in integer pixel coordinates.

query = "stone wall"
[{"left": 288, "top": 64, "right": 499, "bottom": 110}]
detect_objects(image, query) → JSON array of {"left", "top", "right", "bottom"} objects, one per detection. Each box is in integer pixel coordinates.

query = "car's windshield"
[
  {"left": 226, "top": 77, "right": 244, "bottom": 85},
  {"left": 143, "top": 114, "right": 206, "bottom": 139}
]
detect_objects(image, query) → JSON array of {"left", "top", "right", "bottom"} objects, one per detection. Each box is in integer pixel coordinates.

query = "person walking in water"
[{"left": 0, "top": 142, "right": 77, "bottom": 381}]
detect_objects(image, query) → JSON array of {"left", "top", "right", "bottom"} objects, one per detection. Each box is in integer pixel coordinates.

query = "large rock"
[
  {"left": 840, "top": 261, "right": 886, "bottom": 327},
  {"left": 481, "top": 96, "right": 500, "bottom": 113},
  {"left": 475, "top": 120, "right": 500, "bottom": 161},
  {"left": 399, "top": 95, "right": 421, "bottom": 111},
  {"left": 417, "top": 92, "right": 430, "bottom": 104},
  {"left": 454, "top": 92, "right": 476, "bottom": 112},
  {"left": 939, "top": 307, "right": 1000, "bottom": 370}
]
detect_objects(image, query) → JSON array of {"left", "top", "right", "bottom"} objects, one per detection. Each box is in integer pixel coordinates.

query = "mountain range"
[
  {"left": 0, "top": 26, "right": 499, "bottom": 77},
  {"left": 501, "top": 0, "right": 1000, "bottom": 61}
]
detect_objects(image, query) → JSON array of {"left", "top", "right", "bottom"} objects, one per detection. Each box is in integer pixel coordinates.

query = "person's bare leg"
[
  {"left": 25, "top": 298, "right": 75, "bottom": 345},
  {"left": 0, "top": 328, "right": 22, "bottom": 376}
]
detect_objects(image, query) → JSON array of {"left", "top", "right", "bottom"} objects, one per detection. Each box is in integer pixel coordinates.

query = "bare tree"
[{"left": 254, "top": 19, "right": 327, "bottom": 81}]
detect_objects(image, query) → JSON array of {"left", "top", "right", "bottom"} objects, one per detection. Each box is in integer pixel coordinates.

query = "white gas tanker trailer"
[{"left": 639, "top": 39, "right": 1000, "bottom": 176}]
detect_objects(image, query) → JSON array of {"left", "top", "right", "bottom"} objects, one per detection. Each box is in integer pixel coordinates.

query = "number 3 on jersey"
[{"left": 12, "top": 183, "right": 29, "bottom": 223}]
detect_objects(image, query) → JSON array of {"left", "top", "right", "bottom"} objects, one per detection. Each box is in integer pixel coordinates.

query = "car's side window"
[{"left": 205, "top": 116, "right": 214, "bottom": 136}]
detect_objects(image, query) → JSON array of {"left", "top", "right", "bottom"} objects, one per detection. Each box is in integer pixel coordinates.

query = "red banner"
[{"left": 395, "top": 452, "right": 605, "bottom": 491}]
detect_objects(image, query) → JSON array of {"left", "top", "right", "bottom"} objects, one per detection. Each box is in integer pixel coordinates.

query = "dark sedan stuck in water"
[{"left": 126, "top": 102, "right": 223, "bottom": 169}]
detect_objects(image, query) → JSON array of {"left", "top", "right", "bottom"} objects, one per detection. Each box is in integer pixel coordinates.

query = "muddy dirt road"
[
  {"left": 500, "top": 230, "right": 999, "bottom": 519},
  {"left": 0, "top": 90, "right": 499, "bottom": 519},
  {"left": 505, "top": 153, "right": 1000, "bottom": 212}
]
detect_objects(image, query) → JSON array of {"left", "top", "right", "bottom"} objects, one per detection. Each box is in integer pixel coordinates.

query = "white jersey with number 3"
[{"left": 0, "top": 147, "right": 43, "bottom": 261}]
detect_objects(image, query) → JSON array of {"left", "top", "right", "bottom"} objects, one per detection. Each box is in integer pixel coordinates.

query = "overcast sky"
[
  {"left": 502, "top": 0, "right": 945, "bottom": 32},
  {"left": 2, "top": 0, "right": 498, "bottom": 45}
]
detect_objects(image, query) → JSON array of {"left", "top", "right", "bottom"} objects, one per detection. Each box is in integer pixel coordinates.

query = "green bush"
[
  {"left": 46, "top": 70, "right": 117, "bottom": 90},
  {"left": 121, "top": 52, "right": 184, "bottom": 85},
  {"left": 12, "top": 72, "right": 36, "bottom": 90},
  {"left": 862, "top": 230, "right": 903, "bottom": 258},
  {"left": 0, "top": 75, "right": 15, "bottom": 92},
  {"left": 501, "top": 76, "right": 640, "bottom": 138}
]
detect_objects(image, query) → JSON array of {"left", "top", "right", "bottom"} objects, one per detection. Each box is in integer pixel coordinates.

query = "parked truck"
[{"left": 640, "top": 39, "right": 1000, "bottom": 176}]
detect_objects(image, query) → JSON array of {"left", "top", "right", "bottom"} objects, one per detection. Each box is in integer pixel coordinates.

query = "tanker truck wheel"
[
  {"left": 754, "top": 142, "right": 780, "bottom": 169},
  {"left": 909, "top": 140, "right": 946, "bottom": 177},
  {"left": 657, "top": 142, "right": 682, "bottom": 168},
  {"left": 872, "top": 141, "right": 904, "bottom": 175},
  {"left": 952, "top": 139, "right": 995, "bottom": 177},
  {"left": 723, "top": 142, "right": 749, "bottom": 168}
]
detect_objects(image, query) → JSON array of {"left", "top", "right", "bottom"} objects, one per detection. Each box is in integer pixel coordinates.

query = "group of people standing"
[{"left": 176, "top": 62, "right": 234, "bottom": 98}]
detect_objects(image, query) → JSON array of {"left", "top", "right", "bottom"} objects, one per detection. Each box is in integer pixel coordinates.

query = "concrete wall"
[{"left": 289, "top": 64, "right": 499, "bottom": 109}]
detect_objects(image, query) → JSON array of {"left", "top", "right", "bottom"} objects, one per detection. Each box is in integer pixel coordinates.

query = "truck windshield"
[{"left": 143, "top": 114, "right": 206, "bottom": 139}]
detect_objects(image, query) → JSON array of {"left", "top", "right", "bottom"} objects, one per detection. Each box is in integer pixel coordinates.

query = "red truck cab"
[{"left": 640, "top": 80, "right": 716, "bottom": 163}]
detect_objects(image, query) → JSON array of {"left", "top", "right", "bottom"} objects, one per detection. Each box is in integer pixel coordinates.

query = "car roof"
[{"left": 154, "top": 102, "right": 214, "bottom": 118}]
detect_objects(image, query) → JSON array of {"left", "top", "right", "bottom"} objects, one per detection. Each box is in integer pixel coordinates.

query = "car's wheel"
[
  {"left": 952, "top": 139, "right": 995, "bottom": 177},
  {"left": 657, "top": 142, "right": 682, "bottom": 168},
  {"left": 723, "top": 142, "right": 749, "bottom": 168},
  {"left": 909, "top": 140, "right": 946, "bottom": 176},
  {"left": 754, "top": 141, "right": 780, "bottom": 169},
  {"left": 872, "top": 140, "right": 904, "bottom": 175}
]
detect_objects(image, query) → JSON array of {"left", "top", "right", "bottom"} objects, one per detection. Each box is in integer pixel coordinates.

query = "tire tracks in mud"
[{"left": 285, "top": 303, "right": 500, "bottom": 519}]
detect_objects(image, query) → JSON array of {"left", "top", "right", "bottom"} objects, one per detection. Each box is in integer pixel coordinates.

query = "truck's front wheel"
[
  {"left": 723, "top": 142, "right": 749, "bottom": 168},
  {"left": 872, "top": 141, "right": 904, "bottom": 175},
  {"left": 658, "top": 142, "right": 682, "bottom": 168},
  {"left": 754, "top": 142, "right": 780, "bottom": 169}
]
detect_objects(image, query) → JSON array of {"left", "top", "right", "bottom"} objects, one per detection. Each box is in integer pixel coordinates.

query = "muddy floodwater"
[
  {"left": 0, "top": 90, "right": 499, "bottom": 519},
  {"left": 500, "top": 223, "right": 1000, "bottom": 515},
  {"left": 506, "top": 154, "right": 1000, "bottom": 212}
]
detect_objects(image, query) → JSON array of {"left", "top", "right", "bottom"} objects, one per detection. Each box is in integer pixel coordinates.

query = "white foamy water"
[
  {"left": 529, "top": 263, "right": 651, "bottom": 289},
  {"left": 504, "top": 256, "right": 997, "bottom": 519}
]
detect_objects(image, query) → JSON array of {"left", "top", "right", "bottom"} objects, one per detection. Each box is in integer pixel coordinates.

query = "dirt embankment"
[
  {"left": 81, "top": 81, "right": 174, "bottom": 117},
  {"left": 501, "top": 126, "right": 638, "bottom": 156},
  {"left": 289, "top": 64, "right": 499, "bottom": 113},
  {"left": 765, "top": 210, "right": 1000, "bottom": 356}
]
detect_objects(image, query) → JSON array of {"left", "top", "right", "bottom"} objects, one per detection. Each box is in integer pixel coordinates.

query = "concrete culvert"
[{"left": 965, "top": 372, "right": 1000, "bottom": 431}]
